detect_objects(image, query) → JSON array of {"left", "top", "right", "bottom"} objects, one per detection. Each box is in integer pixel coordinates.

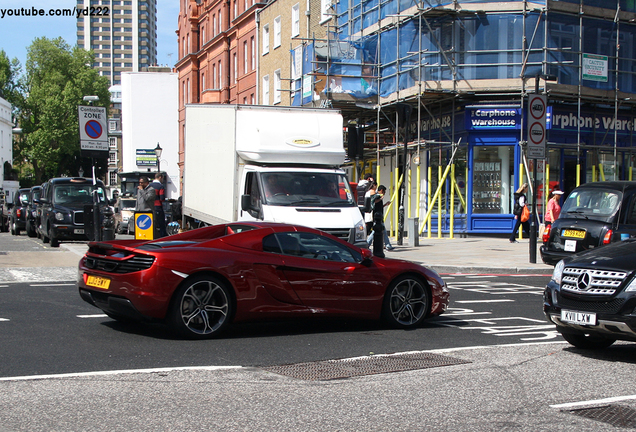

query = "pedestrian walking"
[
  {"left": 369, "top": 185, "right": 394, "bottom": 256},
  {"left": 545, "top": 189, "right": 564, "bottom": 226},
  {"left": 509, "top": 183, "right": 529, "bottom": 243}
]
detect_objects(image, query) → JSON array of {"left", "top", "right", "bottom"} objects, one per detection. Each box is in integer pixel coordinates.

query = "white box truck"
[{"left": 183, "top": 104, "right": 367, "bottom": 247}]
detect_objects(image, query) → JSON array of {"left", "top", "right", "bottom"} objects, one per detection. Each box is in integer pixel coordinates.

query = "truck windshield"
[
  {"left": 261, "top": 172, "right": 356, "bottom": 207},
  {"left": 561, "top": 188, "right": 622, "bottom": 219},
  {"left": 53, "top": 184, "right": 107, "bottom": 205}
]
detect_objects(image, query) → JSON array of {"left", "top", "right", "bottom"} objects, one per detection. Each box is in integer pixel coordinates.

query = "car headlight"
[
  {"left": 625, "top": 275, "right": 636, "bottom": 292},
  {"left": 55, "top": 212, "right": 65, "bottom": 221},
  {"left": 354, "top": 220, "right": 366, "bottom": 241},
  {"left": 552, "top": 260, "right": 565, "bottom": 285}
]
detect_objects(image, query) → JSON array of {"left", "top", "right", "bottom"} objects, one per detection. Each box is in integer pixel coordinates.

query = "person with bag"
[{"left": 509, "top": 183, "right": 529, "bottom": 243}]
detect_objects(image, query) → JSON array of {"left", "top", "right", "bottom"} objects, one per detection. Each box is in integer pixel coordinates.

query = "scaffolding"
[{"left": 300, "top": 0, "right": 636, "bottom": 238}]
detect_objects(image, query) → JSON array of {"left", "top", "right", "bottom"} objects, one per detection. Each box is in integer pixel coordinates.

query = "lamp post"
[
  {"left": 154, "top": 143, "right": 163, "bottom": 173},
  {"left": 529, "top": 73, "right": 557, "bottom": 263}
]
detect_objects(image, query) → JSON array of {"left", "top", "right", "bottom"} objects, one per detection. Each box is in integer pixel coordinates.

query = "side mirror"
[
  {"left": 361, "top": 247, "right": 373, "bottom": 264},
  {"left": 240, "top": 194, "right": 251, "bottom": 212}
]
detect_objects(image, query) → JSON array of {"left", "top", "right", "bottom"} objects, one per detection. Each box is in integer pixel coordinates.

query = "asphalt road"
[{"left": 1, "top": 233, "right": 636, "bottom": 431}]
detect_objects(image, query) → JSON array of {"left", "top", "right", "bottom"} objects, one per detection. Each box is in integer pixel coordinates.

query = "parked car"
[
  {"left": 36, "top": 177, "right": 114, "bottom": 247},
  {"left": 78, "top": 222, "right": 450, "bottom": 339},
  {"left": 544, "top": 239, "right": 636, "bottom": 349},
  {"left": 540, "top": 181, "right": 636, "bottom": 265},
  {"left": 25, "top": 185, "right": 42, "bottom": 238},
  {"left": 9, "top": 188, "right": 30, "bottom": 236},
  {"left": 113, "top": 195, "right": 136, "bottom": 234}
]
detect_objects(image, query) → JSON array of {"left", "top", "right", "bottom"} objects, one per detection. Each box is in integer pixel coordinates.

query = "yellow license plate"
[
  {"left": 86, "top": 275, "right": 111, "bottom": 289},
  {"left": 562, "top": 229, "right": 586, "bottom": 239}
]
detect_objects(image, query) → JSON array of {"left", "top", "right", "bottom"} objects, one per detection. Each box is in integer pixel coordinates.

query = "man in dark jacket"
[{"left": 151, "top": 173, "right": 167, "bottom": 238}]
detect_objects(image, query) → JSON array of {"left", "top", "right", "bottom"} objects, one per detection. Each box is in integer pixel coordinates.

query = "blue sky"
[{"left": 0, "top": 0, "right": 179, "bottom": 74}]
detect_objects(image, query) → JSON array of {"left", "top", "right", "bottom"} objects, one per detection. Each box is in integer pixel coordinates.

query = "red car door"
[{"left": 274, "top": 232, "right": 385, "bottom": 315}]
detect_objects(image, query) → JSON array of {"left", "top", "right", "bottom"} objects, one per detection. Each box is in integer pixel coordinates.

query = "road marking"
[
  {"left": 455, "top": 299, "right": 514, "bottom": 303},
  {"left": 0, "top": 366, "right": 243, "bottom": 382},
  {"left": 0, "top": 318, "right": 9, "bottom": 322},
  {"left": 77, "top": 314, "right": 108, "bottom": 318},
  {"left": 551, "top": 394, "right": 636, "bottom": 409},
  {"left": 437, "top": 316, "right": 561, "bottom": 341},
  {"left": 30, "top": 283, "right": 76, "bottom": 287},
  {"left": 465, "top": 275, "right": 497, "bottom": 278}
]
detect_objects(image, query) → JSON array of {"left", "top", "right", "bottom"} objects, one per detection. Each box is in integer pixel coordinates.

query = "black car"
[
  {"left": 25, "top": 185, "right": 42, "bottom": 238},
  {"left": 540, "top": 181, "right": 636, "bottom": 265},
  {"left": 544, "top": 239, "right": 636, "bottom": 349},
  {"left": 9, "top": 188, "right": 30, "bottom": 236},
  {"left": 36, "top": 177, "right": 114, "bottom": 247}
]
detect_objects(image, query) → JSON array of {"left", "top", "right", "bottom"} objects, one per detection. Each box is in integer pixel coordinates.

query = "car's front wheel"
[
  {"left": 560, "top": 331, "right": 616, "bottom": 349},
  {"left": 168, "top": 275, "right": 234, "bottom": 339},
  {"left": 382, "top": 275, "right": 430, "bottom": 328}
]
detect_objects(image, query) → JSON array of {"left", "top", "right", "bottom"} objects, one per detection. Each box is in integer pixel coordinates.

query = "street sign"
[
  {"left": 583, "top": 53, "right": 608, "bottom": 82},
  {"left": 78, "top": 105, "right": 108, "bottom": 153},
  {"left": 134, "top": 212, "right": 154, "bottom": 240},
  {"left": 528, "top": 94, "right": 546, "bottom": 159}
]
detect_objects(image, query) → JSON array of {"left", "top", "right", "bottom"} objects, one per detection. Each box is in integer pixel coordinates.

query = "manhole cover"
[
  {"left": 262, "top": 352, "right": 470, "bottom": 381},
  {"left": 567, "top": 404, "right": 636, "bottom": 428}
]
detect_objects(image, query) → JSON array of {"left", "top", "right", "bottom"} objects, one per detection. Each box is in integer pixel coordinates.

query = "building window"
[
  {"left": 213, "top": 63, "right": 217, "bottom": 88},
  {"left": 234, "top": 0, "right": 237, "bottom": 18},
  {"left": 233, "top": 52, "right": 237, "bottom": 83},
  {"left": 262, "top": 24, "right": 269, "bottom": 54},
  {"left": 274, "top": 69, "right": 281, "bottom": 103},
  {"left": 243, "top": 40, "right": 248, "bottom": 74},
  {"left": 251, "top": 36, "right": 255, "bottom": 70},
  {"left": 201, "top": 72, "right": 205, "bottom": 91},
  {"left": 109, "top": 151, "right": 117, "bottom": 164},
  {"left": 262, "top": 75, "right": 269, "bottom": 104},
  {"left": 109, "top": 137, "right": 117, "bottom": 148},
  {"left": 321, "top": 0, "right": 331, "bottom": 23},
  {"left": 109, "top": 171, "right": 118, "bottom": 186},
  {"left": 109, "top": 120, "right": 117, "bottom": 132},
  {"left": 251, "top": 93, "right": 255, "bottom": 104},
  {"left": 274, "top": 16, "right": 281, "bottom": 48},
  {"left": 213, "top": 14, "right": 217, "bottom": 35},
  {"left": 292, "top": 4, "right": 300, "bottom": 37}
]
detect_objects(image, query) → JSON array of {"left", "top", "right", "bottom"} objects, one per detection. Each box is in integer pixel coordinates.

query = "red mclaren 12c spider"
[{"left": 78, "top": 222, "right": 449, "bottom": 339}]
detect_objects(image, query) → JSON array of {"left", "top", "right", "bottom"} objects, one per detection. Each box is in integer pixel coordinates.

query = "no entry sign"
[{"left": 527, "top": 94, "right": 546, "bottom": 159}]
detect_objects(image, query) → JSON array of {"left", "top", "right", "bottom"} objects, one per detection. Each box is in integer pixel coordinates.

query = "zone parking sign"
[{"left": 78, "top": 105, "right": 108, "bottom": 152}]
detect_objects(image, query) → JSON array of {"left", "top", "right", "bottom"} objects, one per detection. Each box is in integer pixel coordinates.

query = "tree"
[
  {"left": 0, "top": 50, "right": 23, "bottom": 110},
  {"left": 18, "top": 37, "right": 110, "bottom": 184}
]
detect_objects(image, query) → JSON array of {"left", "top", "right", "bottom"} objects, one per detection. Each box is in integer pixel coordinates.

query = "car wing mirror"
[{"left": 361, "top": 247, "right": 373, "bottom": 264}]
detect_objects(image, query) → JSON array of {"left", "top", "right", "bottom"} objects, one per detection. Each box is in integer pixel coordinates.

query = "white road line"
[
  {"left": 551, "top": 394, "right": 636, "bottom": 409},
  {"left": 30, "top": 283, "right": 76, "bottom": 287},
  {"left": 464, "top": 275, "right": 497, "bottom": 278},
  {"left": 77, "top": 314, "right": 108, "bottom": 319},
  {"left": 0, "top": 366, "right": 243, "bottom": 382},
  {"left": 0, "top": 318, "right": 9, "bottom": 322},
  {"left": 455, "top": 299, "right": 515, "bottom": 303}
]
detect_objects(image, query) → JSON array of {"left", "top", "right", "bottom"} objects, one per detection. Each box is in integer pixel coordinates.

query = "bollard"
[{"left": 407, "top": 217, "right": 419, "bottom": 247}]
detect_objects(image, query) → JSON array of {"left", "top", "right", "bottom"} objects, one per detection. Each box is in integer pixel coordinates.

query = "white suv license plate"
[
  {"left": 561, "top": 309, "right": 597, "bottom": 326},
  {"left": 74, "top": 229, "right": 84, "bottom": 234}
]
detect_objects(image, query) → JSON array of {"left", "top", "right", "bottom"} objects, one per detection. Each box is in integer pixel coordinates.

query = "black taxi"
[{"left": 540, "top": 181, "right": 636, "bottom": 265}]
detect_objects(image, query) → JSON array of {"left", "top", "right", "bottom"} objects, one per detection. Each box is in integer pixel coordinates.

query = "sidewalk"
[
  {"left": 383, "top": 235, "right": 553, "bottom": 275},
  {"left": 0, "top": 234, "right": 553, "bottom": 283}
]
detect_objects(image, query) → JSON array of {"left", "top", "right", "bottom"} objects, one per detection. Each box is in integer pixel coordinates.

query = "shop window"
[{"left": 472, "top": 146, "right": 514, "bottom": 214}]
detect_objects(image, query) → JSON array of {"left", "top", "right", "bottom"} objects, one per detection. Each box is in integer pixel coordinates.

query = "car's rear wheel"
[
  {"left": 26, "top": 220, "right": 36, "bottom": 237},
  {"left": 168, "top": 275, "right": 234, "bottom": 339},
  {"left": 560, "top": 331, "right": 616, "bottom": 349},
  {"left": 382, "top": 275, "right": 430, "bottom": 328},
  {"left": 50, "top": 236, "right": 60, "bottom": 247},
  {"left": 10, "top": 219, "right": 16, "bottom": 235}
]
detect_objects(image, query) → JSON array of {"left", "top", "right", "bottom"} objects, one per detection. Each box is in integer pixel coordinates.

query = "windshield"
[
  {"left": 561, "top": 188, "right": 622, "bottom": 219},
  {"left": 120, "top": 199, "right": 136, "bottom": 210},
  {"left": 261, "top": 172, "right": 356, "bottom": 207},
  {"left": 53, "top": 184, "right": 107, "bottom": 205}
]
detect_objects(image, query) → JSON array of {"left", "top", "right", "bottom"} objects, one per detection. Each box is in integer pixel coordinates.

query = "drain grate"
[
  {"left": 262, "top": 352, "right": 471, "bottom": 381},
  {"left": 568, "top": 405, "right": 636, "bottom": 428}
]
